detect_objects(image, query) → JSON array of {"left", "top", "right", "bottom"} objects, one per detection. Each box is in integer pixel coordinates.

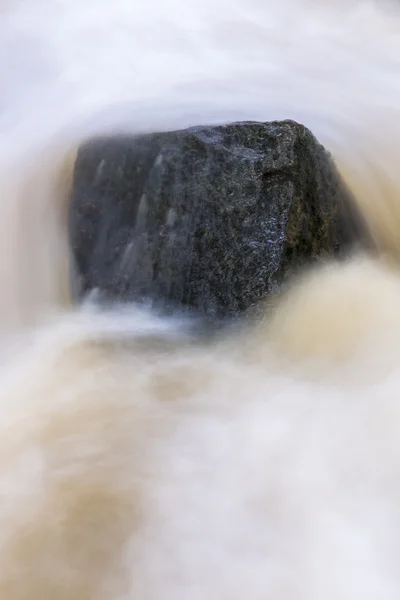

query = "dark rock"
[{"left": 69, "top": 120, "right": 369, "bottom": 319}]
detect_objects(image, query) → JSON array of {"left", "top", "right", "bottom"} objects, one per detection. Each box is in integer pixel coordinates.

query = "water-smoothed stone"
[{"left": 69, "top": 120, "right": 368, "bottom": 318}]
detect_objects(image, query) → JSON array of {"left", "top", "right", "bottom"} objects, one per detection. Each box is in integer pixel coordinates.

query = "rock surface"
[{"left": 69, "top": 120, "right": 367, "bottom": 318}]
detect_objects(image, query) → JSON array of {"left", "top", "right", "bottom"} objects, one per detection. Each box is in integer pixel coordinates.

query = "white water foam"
[{"left": 1, "top": 0, "right": 400, "bottom": 598}]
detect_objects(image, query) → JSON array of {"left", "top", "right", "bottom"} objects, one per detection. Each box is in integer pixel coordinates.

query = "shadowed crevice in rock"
[{"left": 69, "top": 120, "right": 370, "bottom": 319}]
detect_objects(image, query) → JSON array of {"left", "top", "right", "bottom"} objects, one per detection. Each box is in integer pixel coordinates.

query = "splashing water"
[{"left": 1, "top": 0, "right": 400, "bottom": 598}]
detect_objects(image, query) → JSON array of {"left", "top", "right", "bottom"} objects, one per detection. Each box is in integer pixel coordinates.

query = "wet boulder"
[{"left": 69, "top": 120, "right": 367, "bottom": 318}]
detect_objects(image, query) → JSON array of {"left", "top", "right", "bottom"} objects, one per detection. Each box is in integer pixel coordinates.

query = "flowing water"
[{"left": 2, "top": 0, "right": 400, "bottom": 597}]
